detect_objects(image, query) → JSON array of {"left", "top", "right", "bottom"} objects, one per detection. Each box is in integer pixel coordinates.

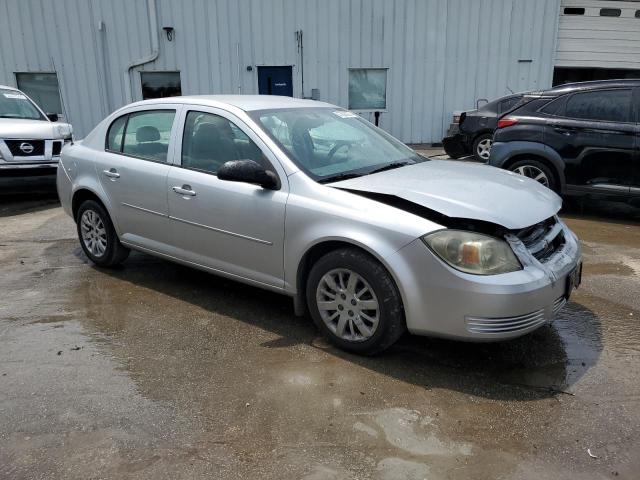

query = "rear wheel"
[
  {"left": 306, "top": 248, "right": 405, "bottom": 355},
  {"left": 472, "top": 133, "right": 493, "bottom": 161},
  {"left": 508, "top": 159, "right": 559, "bottom": 192},
  {"left": 76, "top": 200, "right": 129, "bottom": 267}
]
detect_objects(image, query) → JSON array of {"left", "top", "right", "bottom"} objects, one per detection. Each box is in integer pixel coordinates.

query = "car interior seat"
[
  {"left": 189, "top": 121, "right": 240, "bottom": 172},
  {"left": 134, "top": 126, "right": 166, "bottom": 159}
]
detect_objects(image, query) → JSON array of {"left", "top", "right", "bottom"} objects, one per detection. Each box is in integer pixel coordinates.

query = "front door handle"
[
  {"left": 103, "top": 168, "right": 120, "bottom": 179},
  {"left": 172, "top": 185, "right": 197, "bottom": 197}
]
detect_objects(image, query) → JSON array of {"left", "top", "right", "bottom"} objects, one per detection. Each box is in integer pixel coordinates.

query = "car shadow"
[
  {"left": 561, "top": 196, "right": 640, "bottom": 225},
  {"left": 84, "top": 248, "right": 603, "bottom": 403},
  {"left": 0, "top": 174, "right": 59, "bottom": 217}
]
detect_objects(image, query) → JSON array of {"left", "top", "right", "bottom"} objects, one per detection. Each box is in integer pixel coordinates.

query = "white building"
[{"left": 1, "top": 0, "right": 637, "bottom": 142}]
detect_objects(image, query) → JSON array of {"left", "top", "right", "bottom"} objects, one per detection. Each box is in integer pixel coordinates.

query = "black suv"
[{"left": 489, "top": 80, "right": 640, "bottom": 202}]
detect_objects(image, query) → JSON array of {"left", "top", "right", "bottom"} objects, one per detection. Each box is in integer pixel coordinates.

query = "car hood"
[
  {"left": 0, "top": 118, "right": 62, "bottom": 139},
  {"left": 329, "top": 160, "right": 561, "bottom": 230}
]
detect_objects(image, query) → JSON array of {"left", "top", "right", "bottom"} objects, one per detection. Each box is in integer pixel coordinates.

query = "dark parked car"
[
  {"left": 489, "top": 80, "right": 640, "bottom": 202},
  {"left": 443, "top": 94, "right": 523, "bottom": 161}
]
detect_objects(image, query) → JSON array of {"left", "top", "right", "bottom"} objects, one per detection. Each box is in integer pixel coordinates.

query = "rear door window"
[
  {"left": 121, "top": 110, "right": 176, "bottom": 162},
  {"left": 565, "top": 89, "right": 632, "bottom": 123}
]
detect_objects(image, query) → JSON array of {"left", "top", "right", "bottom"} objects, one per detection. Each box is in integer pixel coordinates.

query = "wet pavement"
[{"left": 1, "top": 176, "right": 639, "bottom": 479}]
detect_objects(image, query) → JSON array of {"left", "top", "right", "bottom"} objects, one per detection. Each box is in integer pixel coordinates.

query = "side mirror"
[
  {"left": 46, "top": 113, "right": 59, "bottom": 122},
  {"left": 217, "top": 160, "right": 279, "bottom": 190}
]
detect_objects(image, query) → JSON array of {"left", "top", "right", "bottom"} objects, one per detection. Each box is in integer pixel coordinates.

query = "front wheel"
[
  {"left": 508, "top": 159, "right": 559, "bottom": 193},
  {"left": 306, "top": 248, "right": 405, "bottom": 355},
  {"left": 76, "top": 200, "right": 130, "bottom": 267}
]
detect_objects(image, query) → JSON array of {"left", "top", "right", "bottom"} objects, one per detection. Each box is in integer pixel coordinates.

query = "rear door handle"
[
  {"left": 103, "top": 168, "right": 120, "bottom": 179},
  {"left": 172, "top": 185, "right": 197, "bottom": 197},
  {"left": 550, "top": 125, "right": 577, "bottom": 135}
]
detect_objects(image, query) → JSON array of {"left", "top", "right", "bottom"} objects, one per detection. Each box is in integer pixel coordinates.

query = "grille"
[
  {"left": 52, "top": 141, "right": 62, "bottom": 156},
  {"left": 4, "top": 139, "right": 45, "bottom": 157},
  {"left": 516, "top": 216, "right": 565, "bottom": 262},
  {"left": 465, "top": 309, "right": 546, "bottom": 334}
]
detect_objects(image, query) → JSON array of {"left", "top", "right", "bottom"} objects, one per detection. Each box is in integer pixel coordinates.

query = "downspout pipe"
[{"left": 123, "top": 0, "right": 159, "bottom": 103}]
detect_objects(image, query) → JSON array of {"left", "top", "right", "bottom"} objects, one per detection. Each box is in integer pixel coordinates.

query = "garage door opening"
[{"left": 553, "top": 67, "right": 640, "bottom": 86}]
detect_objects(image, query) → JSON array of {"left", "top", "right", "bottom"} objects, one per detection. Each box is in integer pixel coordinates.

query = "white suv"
[{"left": 0, "top": 85, "right": 73, "bottom": 172}]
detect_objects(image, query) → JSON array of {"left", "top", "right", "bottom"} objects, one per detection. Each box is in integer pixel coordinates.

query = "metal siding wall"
[{"left": 0, "top": 0, "right": 560, "bottom": 141}]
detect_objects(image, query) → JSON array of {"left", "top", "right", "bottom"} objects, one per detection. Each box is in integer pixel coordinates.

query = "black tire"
[
  {"left": 472, "top": 133, "right": 493, "bottom": 162},
  {"left": 306, "top": 248, "right": 405, "bottom": 355},
  {"left": 508, "top": 158, "right": 559, "bottom": 193},
  {"left": 76, "top": 200, "right": 129, "bottom": 267}
]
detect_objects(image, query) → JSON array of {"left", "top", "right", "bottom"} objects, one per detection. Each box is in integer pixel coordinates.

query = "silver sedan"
[{"left": 57, "top": 96, "right": 581, "bottom": 354}]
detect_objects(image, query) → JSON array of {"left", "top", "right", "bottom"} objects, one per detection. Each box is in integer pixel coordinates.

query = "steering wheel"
[{"left": 326, "top": 141, "right": 353, "bottom": 163}]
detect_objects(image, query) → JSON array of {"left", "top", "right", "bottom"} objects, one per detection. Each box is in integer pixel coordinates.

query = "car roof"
[
  {"left": 0, "top": 84, "right": 19, "bottom": 91},
  {"left": 126, "top": 95, "right": 337, "bottom": 112},
  {"left": 536, "top": 79, "right": 640, "bottom": 97}
]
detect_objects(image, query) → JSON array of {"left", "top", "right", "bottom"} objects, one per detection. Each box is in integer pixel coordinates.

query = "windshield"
[
  {"left": 0, "top": 89, "right": 45, "bottom": 120},
  {"left": 250, "top": 108, "right": 425, "bottom": 182}
]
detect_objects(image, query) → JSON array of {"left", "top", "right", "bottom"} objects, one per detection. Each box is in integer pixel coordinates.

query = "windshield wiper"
[
  {"left": 367, "top": 161, "right": 414, "bottom": 175},
  {"left": 319, "top": 160, "right": 416, "bottom": 184},
  {"left": 318, "top": 172, "right": 364, "bottom": 184}
]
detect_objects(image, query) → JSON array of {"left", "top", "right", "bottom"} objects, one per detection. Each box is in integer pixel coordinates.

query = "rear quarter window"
[
  {"left": 539, "top": 96, "right": 566, "bottom": 116},
  {"left": 498, "top": 96, "right": 522, "bottom": 114},
  {"left": 106, "top": 115, "right": 127, "bottom": 152}
]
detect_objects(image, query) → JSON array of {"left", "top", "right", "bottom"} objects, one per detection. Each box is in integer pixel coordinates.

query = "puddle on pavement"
[
  {"left": 367, "top": 408, "right": 472, "bottom": 457},
  {"left": 3, "top": 198, "right": 640, "bottom": 479},
  {"left": 376, "top": 457, "right": 430, "bottom": 480}
]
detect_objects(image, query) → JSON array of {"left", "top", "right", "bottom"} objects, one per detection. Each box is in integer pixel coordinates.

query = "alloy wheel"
[
  {"left": 476, "top": 138, "right": 492, "bottom": 160},
  {"left": 315, "top": 268, "right": 380, "bottom": 342},
  {"left": 80, "top": 210, "right": 108, "bottom": 258},
  {"left": 513, "top": 165, "right": 550, "bottom": 187}
]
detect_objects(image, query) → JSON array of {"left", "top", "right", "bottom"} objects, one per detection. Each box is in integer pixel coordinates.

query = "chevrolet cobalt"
[{"left": 57, "top": 96, "right": 581, "bottom": 354}]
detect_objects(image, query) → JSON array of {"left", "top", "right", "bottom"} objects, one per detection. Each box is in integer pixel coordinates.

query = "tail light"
[{"left": 497, "top": 117, "right": 518, "bottom": 129}]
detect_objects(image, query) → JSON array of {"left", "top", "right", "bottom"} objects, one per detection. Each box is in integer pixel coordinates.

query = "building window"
[
  {"left": 348, "top": 68, "right": 387, "bottom": 110},
  {"left": 15, "top": 72, "right": 63, "bottom": 115},
  {"left": 563, "top": 7, "right": 585, "bottom": 15},
  {"left": 140, "top": 72, "right": 182, "bottom": 100},
  {"left": 600, "top": 8, "right": 621, "bottom": 17}
]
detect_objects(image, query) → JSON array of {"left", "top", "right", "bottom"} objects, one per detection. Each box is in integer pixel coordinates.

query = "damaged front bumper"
[
  {"left": 386, "top": 219, "right": 581, "bottom": 341},
  {"left": 442, "top": 133, "right": 471, "bottom": 159}
]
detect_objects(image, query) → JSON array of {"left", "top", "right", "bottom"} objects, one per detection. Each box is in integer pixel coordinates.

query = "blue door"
[{"left": 258, "top": 66, "right": 293, "bottom": 96}]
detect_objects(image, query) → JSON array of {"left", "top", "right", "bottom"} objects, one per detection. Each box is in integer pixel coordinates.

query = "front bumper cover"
[{"left": 386, "top": 221, "right": 581, "bottom": 341}]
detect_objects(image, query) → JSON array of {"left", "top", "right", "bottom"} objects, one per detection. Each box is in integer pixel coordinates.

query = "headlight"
[
  {"left": 55, "top": 124, "right": 73, "bottom": 138},
  {"left": 422, "top": 230, "right": 522, "bottom": 275}
]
